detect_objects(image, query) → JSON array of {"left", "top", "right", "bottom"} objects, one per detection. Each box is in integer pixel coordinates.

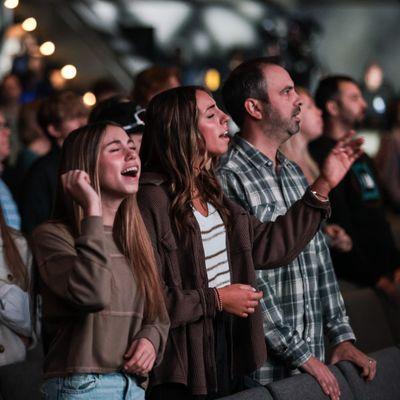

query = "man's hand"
[
  {"left": 330, "top": 341, "right": 376, "bottom": 381},
  {"left": 300, "top": 356, "right": 341, "bottom": 400},
  {"left": 123, "top": 338, "right": 156, "bottom": 376},
  {"left": 312, "top": 131, "right": 364, "bottom": 197}
]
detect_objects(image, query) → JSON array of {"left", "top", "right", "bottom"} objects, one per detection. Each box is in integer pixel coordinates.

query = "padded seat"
[
  {"left": 337, "top": 346, "right": 400, "bottom": 400},
  {"left": 266, "top": 365, "right": 355, "bottom": 400},
  {"left": 341, "top": 288, "right": 396, "bottom": 353},
  {"left": 217, "top": 387, "right": 273, "bottom": 399}
]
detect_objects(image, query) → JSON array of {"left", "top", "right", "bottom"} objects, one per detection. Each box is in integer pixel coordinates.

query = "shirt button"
[
  {"left": 306, "top": 337, "right": 311, "bottom": 343},
  {"left": 0, "top": 345, "right": 4, "bottom": 353},
  {"left": 7, "top": 274, "right": 13, "bottom": 281}
]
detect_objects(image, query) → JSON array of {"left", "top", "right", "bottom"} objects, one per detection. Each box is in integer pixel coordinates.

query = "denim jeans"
[{"left": 41, "top": 372, "right": 145, "bottom": 400}]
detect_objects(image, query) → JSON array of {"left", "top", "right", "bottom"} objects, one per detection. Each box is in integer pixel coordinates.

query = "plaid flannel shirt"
[{"left": 217, "top": 135, "right": 354, "bottom": 384}]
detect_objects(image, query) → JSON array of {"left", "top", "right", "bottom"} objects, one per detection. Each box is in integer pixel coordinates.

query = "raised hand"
[
  {"left": 123, "top": 338, "right": 157, "bottom": 376},
  {"left": 61, "top": 170, "right": 102, "bottom": 217},
  {"left": 300, "top": 356, "right": 341, "bottom": 400},
  {"left": 217, "top": 284, "right": 263, "bottom": 317},
  {"left": 312, "top": 131, "right": 364, "bottom": 197}
]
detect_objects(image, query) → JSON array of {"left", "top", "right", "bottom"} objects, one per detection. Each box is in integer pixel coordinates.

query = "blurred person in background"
[
  {"left": 281, "top": 87, "right": 352, "bottom": 253},
  {"left": 310, "top": 75, "right": 400, "bottom": 300},
  {"left": 0, "top": 110, "right": 20, "bottom": 230},
  {"left": 19, "top": 91, "right": 87, "bottom": 235},
  {"left": 0, "top": 73, "right": 23, "bottom": 164},
  {"left": 89, "top": 97, "right": 145, "bottom": 152},
  {"left": 375, "top": 97, "right": 400, "bottom": 213},
  {"left": 0, "top": 203, "right": 35, "bottom": 367},
  {"left": 90, "top": 77, "right": 124, "bottom": 103},
  {"left": 131, "top": 66, "right": 181, "bottom": 107},
  {"left": 3, "top": 100, "right": 51, "bottom": 200}
]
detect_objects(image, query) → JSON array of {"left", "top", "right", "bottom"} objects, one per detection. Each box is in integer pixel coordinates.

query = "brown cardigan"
[{"left": 138, "top": 172, "right": 330, "bottom": 395}]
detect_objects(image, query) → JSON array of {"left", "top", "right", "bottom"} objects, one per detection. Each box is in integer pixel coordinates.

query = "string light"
[
  {"left": 204, "top": 68, "right": 221, "bottom": 92},
  {"left": 83, "top": 92, "right": 96, "bottom": 107},
  {"left": 61, "top": 64, "right": 77, "bottom": 80},
  {"left": 22, "top": 17, "right": 37, "bottom": 32},
  {"left": 4, "top": 0, "right": 19, "bottom": 9},
  {"left": 40, "top": 41, "right": 55, "bottom": 56}
]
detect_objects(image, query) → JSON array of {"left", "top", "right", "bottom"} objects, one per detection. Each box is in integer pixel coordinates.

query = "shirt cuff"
[
  {"left": 278, "top": 338, "right": 313, "bottom": 368},
  {"left": 303, "top": 187, "right": 331, "bottom": 219}
]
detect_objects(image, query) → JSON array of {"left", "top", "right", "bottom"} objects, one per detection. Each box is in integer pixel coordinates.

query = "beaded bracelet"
[{"left": 214, "top": 288, "right": 223, "bottom": 312}]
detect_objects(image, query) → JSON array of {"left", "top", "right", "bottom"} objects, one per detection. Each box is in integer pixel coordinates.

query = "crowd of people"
[{"left": 1, "top": 55, "right": 399, "bottom": 400}]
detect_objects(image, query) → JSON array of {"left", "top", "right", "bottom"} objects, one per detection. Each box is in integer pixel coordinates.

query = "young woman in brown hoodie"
[
  {"left": 138, "top": 86, "right": 363, "bottom": 400},
  {"left": 32, "top": 122, "right": 169, "bottom": 400}
]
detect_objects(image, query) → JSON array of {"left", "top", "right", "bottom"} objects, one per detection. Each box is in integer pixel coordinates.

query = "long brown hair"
[
  {"left": 0, "top": 206, "right": 29, "bottom": 291},
  {"left": 52, "top": 122, "right": 163, "bottom": 320},
  {"left": 141, "top": 86, "right": 230, "bottom": 238}
]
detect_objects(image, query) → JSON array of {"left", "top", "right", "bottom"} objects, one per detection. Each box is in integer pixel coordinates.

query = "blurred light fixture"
[
  {"left": 372, "top": 96, "right": 386, "bottom": 114},
  {"left": 83, "top": 92, "right": 96, "bottom": 107},
  {"left": 22, "top": 17, "right": 37, "bottom": 32},
  {"left": 365, "top": 63, "right": 383, "bottom": 92},
  {"left": 204, "top": 69, "right": 221, "bottom": 92},
  {"left": 203, "top": 7, "right": 256, "bottom": 48},
  {"left": 4, "top": 0, "right": 19, "bottom": 9},
  {"left": 61, "top": 64, "right": 77, "bottom": 80},
  {"left": 39, "top": 41, "right": 55, "bottom": 56}
]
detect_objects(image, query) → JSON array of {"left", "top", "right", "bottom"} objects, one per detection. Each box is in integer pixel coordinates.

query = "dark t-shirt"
[
  {"left": 309, "top": 135, "right": 400, "bottom": 285},
  {"left": 19, "top": 145, "right": 60, "bottom": 235}
]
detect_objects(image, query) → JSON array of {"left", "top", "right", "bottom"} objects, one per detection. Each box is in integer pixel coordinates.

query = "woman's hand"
[
  {"left": 123, "top": 338, "right": 156, "bottom": 376},
  {"left": 217, "top": 284, "right": 263, "bottom": 317},
  {"left": 312, "top": 131, "right": 364, "bottom": 197},
  {"left": 61, "top": 170, "right": 102, "bottom": 217},
  {"left": 324, "top": 224, "right": 353, "bottom": 253}
]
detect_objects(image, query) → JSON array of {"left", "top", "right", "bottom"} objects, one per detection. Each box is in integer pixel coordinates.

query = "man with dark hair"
[
  {"left": 20, "top": 91, "right": 87, "bottom": 234},
  {"left": 218, "top": 58, "right": 375, "bottom": 398},
  {"left": 310, "top": 75, "right": 400, "bottom": 296}
]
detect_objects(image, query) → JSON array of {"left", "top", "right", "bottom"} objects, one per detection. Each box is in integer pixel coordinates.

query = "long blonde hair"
[{"left": 53, "top": 122, "right": 163, "bottom": 320}]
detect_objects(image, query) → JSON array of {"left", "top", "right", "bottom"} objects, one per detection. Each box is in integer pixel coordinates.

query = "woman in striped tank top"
[{"left": 138, "top": 86, "right": 363, "bottom": 400}]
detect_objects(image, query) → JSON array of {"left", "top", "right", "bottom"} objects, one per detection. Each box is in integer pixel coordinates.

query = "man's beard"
[{"left": 266, "top": 105, "right": 301, "bottom": 139}]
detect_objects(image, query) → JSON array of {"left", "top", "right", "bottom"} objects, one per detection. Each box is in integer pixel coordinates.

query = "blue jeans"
[{"left": 41, "top": 372, "right": 145, "bottom": 400}]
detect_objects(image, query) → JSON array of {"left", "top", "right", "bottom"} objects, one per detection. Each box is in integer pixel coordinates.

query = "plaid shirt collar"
[{"left": 232, "top": 134, "right": 293, "bottom": 171}]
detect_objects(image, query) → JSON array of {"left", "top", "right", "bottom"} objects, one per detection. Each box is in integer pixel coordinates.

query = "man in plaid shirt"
[{"left": 217, "top": 58, "right": 376, "bottom": 399}]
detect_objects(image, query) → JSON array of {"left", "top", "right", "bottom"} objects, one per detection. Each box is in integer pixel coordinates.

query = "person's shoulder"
[
  {"left": 28, "top": 147, "right": 60, "bottom": 174},
  {"left": 138, "top": 172, "right": 170, "bottom": 209},
  {"left": 32, "top": 220, "right": 72, "bottom": 244},
  {"left": 218, "top": 145, "right": 251, "bottom": 175}
]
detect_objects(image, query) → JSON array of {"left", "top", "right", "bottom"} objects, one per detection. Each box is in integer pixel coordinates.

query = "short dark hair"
[
  {"left": 131, "top": 66, "right": 181, "bottom": 107},
  {"left": 37, "top": 91, "right": 87, "bottom": 141},
  {"left": 221, "top": 56, "right": 281, "bottom": 127},
  {"left": 315, "top": 75, "right": 359, "bottom": 120}
]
